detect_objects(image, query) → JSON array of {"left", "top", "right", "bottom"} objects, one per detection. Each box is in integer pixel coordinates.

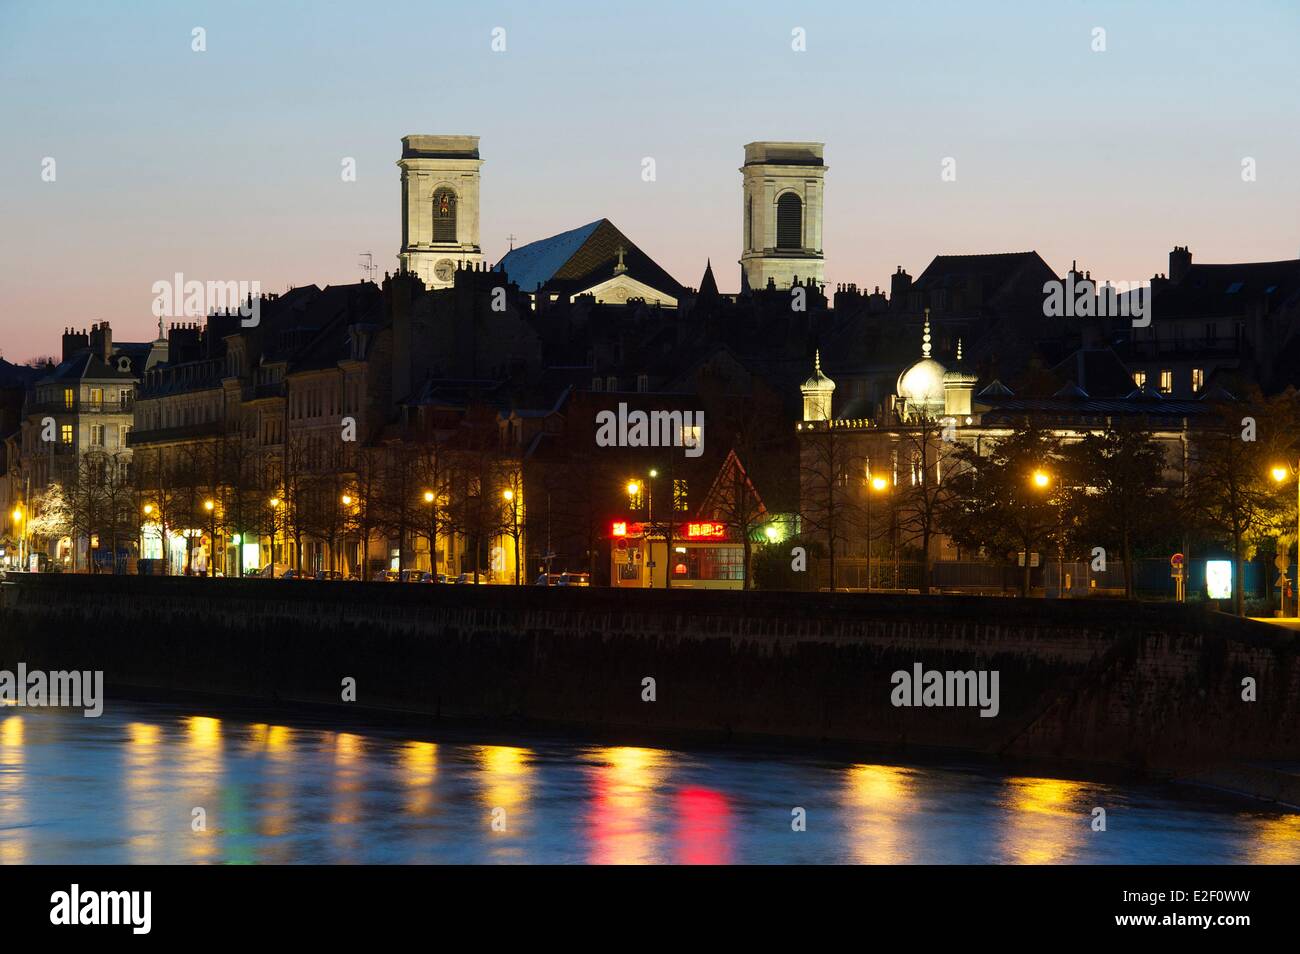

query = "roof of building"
[
  {"left": 1156, "top": 258, "right": 1300, "bottom": 319},
  {"left": 913, "top": 251, "right": 1056, "bottom": 293},
  {"left": 495, "top": 218, "right": 683, "bottom": 299}
]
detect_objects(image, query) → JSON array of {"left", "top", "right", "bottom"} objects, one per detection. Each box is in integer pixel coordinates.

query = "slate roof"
[
  {"left": 1156, "top": 259, "right": 1300, "bottom": 319},
  {"left": 495, "top": 219, "right": 683, "bottom": 299},
  {"left": 913, "top": 251, "right": 1056, "bottom": 294}
]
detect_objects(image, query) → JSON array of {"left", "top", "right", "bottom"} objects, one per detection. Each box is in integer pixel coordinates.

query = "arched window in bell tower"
[
  {"left": 776, "top": 192, "right": 802, "bottom": 250},
  {"left": 432, "top": 187, "right": 457, "bottom": 243}
]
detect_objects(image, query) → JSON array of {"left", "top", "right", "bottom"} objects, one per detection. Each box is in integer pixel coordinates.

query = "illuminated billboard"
[{"left": 1205, "top": 560, "right": 1232, "bottom": 600}]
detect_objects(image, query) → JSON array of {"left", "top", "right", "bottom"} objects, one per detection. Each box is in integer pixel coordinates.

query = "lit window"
[
  {"left": 1132, "top": 370, "right": 1146, "bottom": 388},
  {"left": 674, "top": 479, "right": 688, "bottom": 512},
  {"left": 1191, "top": 368, "right": 1204, "bottom": 392},
  {"left": 60, "top": 424, "right": 73, "bottom": 444},
  {"left": 63, "top": 388, "right": 74, "bottom": 409},
  {"left": 90, "top": 424, "right": 104, "bottom": 446},
  {"left": 89, "top": 387, "right": 102, "bottom": 405},
  {"left": 1159, "top": 369, "right": 1172, "bottom": 393}
]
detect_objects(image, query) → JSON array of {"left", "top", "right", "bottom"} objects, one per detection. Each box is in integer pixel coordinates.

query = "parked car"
[
  {"left": 256, "top": 563, "right": 293, "bottom": 579},
  {"left": 557, "top": 572, "right": 591, "bottom": 587},
  {"left": 453, "top": 573, "right": 488, "bottom": 584},
  {"left": 535, "top": 573, "right": 563, "bottom": 586}
]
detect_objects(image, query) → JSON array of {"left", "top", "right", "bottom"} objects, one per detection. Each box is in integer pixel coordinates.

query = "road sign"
[{"left": 1170, "top": 552, "right": 1184, "bottom": 567}]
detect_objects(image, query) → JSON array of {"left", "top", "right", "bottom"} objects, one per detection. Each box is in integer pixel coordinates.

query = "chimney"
[
  {"left": 1169, "top": 246, "right": 1192, "bottom": 284},
  {"left": 62, "top": 327, "right": 89, "bottom": 362},
  {"left": 890, "top": 266, "right": 912, "bottom": 306},
  {"left": 87, "top": 322, "right": 113, "bottom": 363}
]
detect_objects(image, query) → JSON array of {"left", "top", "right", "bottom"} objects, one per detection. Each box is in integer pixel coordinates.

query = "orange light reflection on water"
[{"left": 586, "top": 746, "right": 669, "bottom": 864}]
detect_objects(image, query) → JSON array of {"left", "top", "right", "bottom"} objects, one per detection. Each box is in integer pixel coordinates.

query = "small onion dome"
[{"left": 802, "top": 350, "right": 836, "bottom": 392}]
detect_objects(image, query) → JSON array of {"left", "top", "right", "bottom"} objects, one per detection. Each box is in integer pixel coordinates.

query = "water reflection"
[
  {"left": 998, "top": 777, "right": 1093, "bottom": 864},
  {"left": 676, "top": 787, "right": 732, "bottom": 864},
  {"left": 0, "top": 716, "right": 26, "bottom": 864},
  {"left": 586, "top": 746, "right": 669, "bottom": 864},
  {"left": 247, "top": 723, "right": 296, "bottom": 860},
  {"left": 0, "top": 704, "right": 1294, "bottom": 864},
  {"left": 475, "top": 745, "right": 534, "bottom": 860},
  {"left": 843, "top": 764, "right": 919, "bottom": 864},
  {"left": 180, "top": 716, "right": 222, "bottom": 863},
  {"left": 1246, "top": 813, "right": 1300, "bottom": 864},
  {"left": 124, "top": 721, "right": 164, "bottom": 863}
]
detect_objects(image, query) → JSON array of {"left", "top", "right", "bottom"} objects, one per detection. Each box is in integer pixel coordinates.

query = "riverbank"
[{"left": 1, "top": 575, "right": 1297, "bottom": 777}]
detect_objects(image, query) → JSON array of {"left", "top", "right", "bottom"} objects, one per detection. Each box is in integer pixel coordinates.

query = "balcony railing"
[
  {"left": 127, "top": 421, "right": 225, "bottom": 446},
  {"left": 26, "top": 398, "right": 135, "bottom": 415}
]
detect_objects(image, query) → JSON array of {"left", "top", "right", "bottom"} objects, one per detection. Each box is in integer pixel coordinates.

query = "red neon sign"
[
  {"left": 612, "top": 521, "right": 627, "bottom": 537},
  {"left": 684, "top": 521, "right": 726, "bottom": 540}
]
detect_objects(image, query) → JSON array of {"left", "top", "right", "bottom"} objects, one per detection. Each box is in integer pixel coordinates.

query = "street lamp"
[
  {"left": 203, "top": 499, "right": 217, "bottom": 577},
  {"left": 269, "top": 496, "right": 282, "bottom": 570},
  {"left": 1270, "top": 462, "right": 1299, "bottom": 617},
  {"left": 10, "top": 505, "right": 23, "bottom": 571},
  {"left": 1031, "top": 469, "right": 1051, "bottom": 489},
  {"left": 502, "top": 488, "right": 520, "bottom": 585},
  {"left": 866, "top": 474, "right": 890, "bottom": 591}
]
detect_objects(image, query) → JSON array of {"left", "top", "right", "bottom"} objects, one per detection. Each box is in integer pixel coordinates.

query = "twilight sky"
[{"left": 1, "top": 0, "right": 1297, "bottom": 361}]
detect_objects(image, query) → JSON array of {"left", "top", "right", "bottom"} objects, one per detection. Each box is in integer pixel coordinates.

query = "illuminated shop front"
[{"left": 609, "top": 520, "right": 745, "bottom": 590}]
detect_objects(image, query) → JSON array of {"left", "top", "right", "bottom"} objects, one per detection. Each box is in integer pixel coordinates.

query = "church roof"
[
  {"left": 495, "top": 219, "right": 683, "bottom": 299},
  {"left": 496, "top": 221, "right": 602, "bottom": 291}
]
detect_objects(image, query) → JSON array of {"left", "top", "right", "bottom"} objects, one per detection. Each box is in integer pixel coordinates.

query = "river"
[{"left": 0, "top": 701, "right": 1296, "bottom": 864}]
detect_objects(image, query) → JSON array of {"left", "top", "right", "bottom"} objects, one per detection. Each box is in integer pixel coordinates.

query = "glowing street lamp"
[
  {"left": 423, "top": 490, "right": 435, "bottom": 504},
  {"left": 1271, "top": 461, "right": 1300, "bottom": 617},
  {"left": 866, "top": 473, "right": 891, "bottom": 591},
  {"left": 341, "top": 494, "right": 353, "bottom": 506},
  {"left": 10, "top": 505, "right": 24, "bottom": 570},
  {"left": 626, "top": 480, "right": 640, "bottom": 499},
  {"left": 1031, "top": 469, "right": 1051, "bottom": 490},
  {"left": 202, "top": 500, "right": 217, "bottom": 577},
  {"left": 502, "top": 488, "right": 520, "bottom": 585}
]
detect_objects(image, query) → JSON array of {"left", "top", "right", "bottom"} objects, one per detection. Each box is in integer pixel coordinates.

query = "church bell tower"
[
  {"left": 397, "top": 135, "right": 484, "bottom": 288},
  {"left": 740, "top": 141, "right": 826, "bottom": 292}
]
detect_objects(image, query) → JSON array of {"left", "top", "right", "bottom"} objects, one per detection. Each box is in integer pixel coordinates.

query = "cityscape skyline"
[{"left": 3, "top": 0, "right": 1298, "bottom": 360}]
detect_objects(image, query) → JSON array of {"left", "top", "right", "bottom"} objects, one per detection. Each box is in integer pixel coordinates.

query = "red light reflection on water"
[{"left": 675, "top": 786, "right": 731, "bottom": 865}]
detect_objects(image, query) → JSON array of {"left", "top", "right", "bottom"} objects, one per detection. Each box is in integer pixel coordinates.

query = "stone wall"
[{"left": 1, "top": 576, "right": 1295, "bottom": 772}]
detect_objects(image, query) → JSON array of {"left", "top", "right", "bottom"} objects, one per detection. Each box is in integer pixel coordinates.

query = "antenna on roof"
[
  {"left": 358, "top": 252, "right": 377, "bottom": 283},
  {"left": 507, "top": 233, "right": 517, "bottom": 251}
]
